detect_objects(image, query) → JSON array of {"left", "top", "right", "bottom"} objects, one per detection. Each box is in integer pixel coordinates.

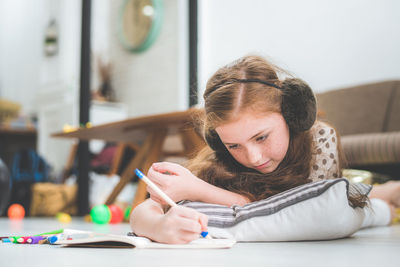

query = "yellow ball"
[
  {"left": 84, "top": 214, "right": 92, "bottom": 222},
  {"left": 395, "top": 208, "right": 400, "bottom": 215},
  {"left": 56, "top": 212, "right": 72, "bottom": 223},
  {"left": 63, "top": 124, "right": 72, "bottom": 132}
]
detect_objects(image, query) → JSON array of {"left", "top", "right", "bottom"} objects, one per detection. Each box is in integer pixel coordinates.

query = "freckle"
[
  {"left": 325, "top": 143, "right": 330, "bottom": 148},
  {"left": 317, "top": 148, "right": 322, "bottom": 154},
  {"left": 333, "top": 173, "right": 338, "bottom": 178},
  {"left": 332, "top": 137, "right": 336, "bottom": 143},
  {"left": 330, "top": 129, "right": 334, "bottom": 134},
  {"left": 319, "top": 129, "right": 325, "bottom": 135},
  {"left": 333, "top": 160, "right": 337, "bottom": 164},
  {"left": 330, "top": 153, "right": 334, "bottom": 159},
  {"left": 313, "top": 165, "right": 319, "bottom": 170},
  {"left": 322, "top": 159, "right": 327, "bottom": 165},
  {"left": 318, "top": 175, "right": 325, "bottom": 179}
]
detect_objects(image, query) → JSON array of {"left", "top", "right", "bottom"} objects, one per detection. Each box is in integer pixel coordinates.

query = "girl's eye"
[
  {"left": 227, "top": 144, "right": 239, "bottom": 150},
  {"left": 256, "top": 135, "right": 268, "bottom": 142}
]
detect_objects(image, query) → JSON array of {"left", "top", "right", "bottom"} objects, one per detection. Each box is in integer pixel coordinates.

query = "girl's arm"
[
  {"left": 309, "top": 122, "right": 341, "bottom": 182},
  {"left": 147, "top": 162, "right": 250, "bottom": 207},
  {"left": 130, "top": 198, "right": 208, "bottom": 244}
]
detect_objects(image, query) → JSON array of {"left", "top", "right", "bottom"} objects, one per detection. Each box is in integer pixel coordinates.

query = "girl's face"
[{"left": 215, "top": 111, "right": 290, "bottom": 174}]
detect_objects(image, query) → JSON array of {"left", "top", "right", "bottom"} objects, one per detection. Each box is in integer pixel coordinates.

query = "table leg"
[
  {"left": 105, "top": 129, "right": 167, "bottom": 207},
  {"left": 107, "top": 143, "right": 127, "bottom": 176},
  {"left": 131, "top": 128, "right": 167, "bottom": 208}
]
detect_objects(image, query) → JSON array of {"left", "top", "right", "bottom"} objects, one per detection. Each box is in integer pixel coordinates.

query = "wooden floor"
[{"left": 0, "top": 217, "right": 399, "bottom": 267}]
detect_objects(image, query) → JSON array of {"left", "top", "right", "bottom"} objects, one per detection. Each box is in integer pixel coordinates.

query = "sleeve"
[
  {"left": 309, "top": 122, "right": 340, "bottom": 182},
  {"left": 361, "top": 198, "right": 391, "bottom": 228}
]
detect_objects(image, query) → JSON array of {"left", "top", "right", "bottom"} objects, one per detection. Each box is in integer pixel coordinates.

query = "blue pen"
[{"left": 135, "top": 169, "right": 211, "bottom": 239}]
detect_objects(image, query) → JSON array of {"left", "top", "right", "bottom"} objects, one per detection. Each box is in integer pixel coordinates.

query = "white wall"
[
  {"left": 0, "top": 0, "right": 81, "bottom": 174},
  {"left": 0, "top": 0, "right": 188, "bottom": 173},
  {"left": 0, "top": 0, "right": 45, "bottom": 114},
  {"left": 0, "top": 0, "right": 81, "bottom": 115},
  {"left": 198, "top": 0, "right": 400, "bottom": 100},
  {"left": 0, "top": 0, "right": 188, "bottom": 118},
  {"left": 109, "top": 0, "right": 188, "bottom": 117}
]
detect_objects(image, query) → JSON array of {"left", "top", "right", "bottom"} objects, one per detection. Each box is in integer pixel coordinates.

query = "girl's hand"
[
  {"left": 369, "top": 180, "right": 400, "bottom": 221},
  {"left": 146, "top": 162, "right": 202, "bottom": 204},
  {"left": 370, "top": 181, "right": 400, "bottom": 207},
  {"left": 154, "top": 205, "right": 208, "bottom": 244}
]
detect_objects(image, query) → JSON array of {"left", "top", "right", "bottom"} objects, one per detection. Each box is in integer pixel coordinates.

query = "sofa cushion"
[
  {"left": 341, "top": 132, "right": 400, "bottom": 165},
  {"left": 316, "top": 80, "right": 399, "bottom": 135},
  {"left": 386, "top": 82, "right": 400, "bottom": 132}
]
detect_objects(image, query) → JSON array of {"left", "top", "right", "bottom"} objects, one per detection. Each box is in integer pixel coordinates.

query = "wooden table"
[{"left": 52, "top": 109, "right": 206, "bottom": 208}]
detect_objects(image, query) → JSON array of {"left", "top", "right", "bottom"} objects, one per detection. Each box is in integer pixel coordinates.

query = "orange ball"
[
  {"left": 7, "top": 204, "right": 25, "bottom": 220},
  {"left": 108, "top": 204, "right": 123, "bottom": 224}
]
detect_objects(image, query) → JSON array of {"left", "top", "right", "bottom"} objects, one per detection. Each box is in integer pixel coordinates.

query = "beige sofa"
[{"left": 316, "top": 80, "right": 400, "bottom": 179}]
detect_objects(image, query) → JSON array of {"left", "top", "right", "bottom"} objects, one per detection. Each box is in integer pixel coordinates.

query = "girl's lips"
[{"left": 255, "top": 160, "right": 270, "bottom": 170}]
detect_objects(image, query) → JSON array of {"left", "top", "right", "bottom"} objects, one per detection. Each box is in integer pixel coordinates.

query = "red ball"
[
  {"left": 8, "top": 204, "right": 25, "bottom": 220},
  {"left": 108, "top": 204, "right": 123, "bottom": 224}
]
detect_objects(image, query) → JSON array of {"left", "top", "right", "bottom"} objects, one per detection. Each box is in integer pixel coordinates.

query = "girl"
[{"left": 130, "top": 55, "right": 400, "bottom": 244}]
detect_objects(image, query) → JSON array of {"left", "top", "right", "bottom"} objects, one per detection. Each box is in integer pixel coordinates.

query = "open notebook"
[{"left": 54, "top": 229, "right": 236, "bottom": 249}]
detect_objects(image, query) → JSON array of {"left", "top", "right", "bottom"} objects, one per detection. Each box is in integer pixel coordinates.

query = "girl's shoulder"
[{"left": 310, "top": 121, "right": 338, "bottom": 143}]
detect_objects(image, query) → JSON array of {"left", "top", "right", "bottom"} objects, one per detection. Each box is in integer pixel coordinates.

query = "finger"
[
  {"left": 175, "top": 206, "right": 202, "bottom": 221},
  {"left": 149, "top": 194, "right": 164, "bottom": 205},
  {"left": 178, "top": 230, "right": 202, "bottom": 243},
  {"left": 147, "top": 167, "right": 166, "bottom": 187},
  {"left": 167, "top": 206, "right": 202, "bottom": 233},
  {"left": 151, "top": 162, "right": 182, "bottom": 175},
  {"left": 198, "top": 213, "right": 209, "bottom": 232},
  {"left": 147, "top": 186, "right": 156, "bottom": 196},
  {"left": 389, "top": 204, "right": 396, "bottom": 221},
  {"left": 390, "top": 182, "right": 400, "bottom": 207},
  {"left": 147, "top": 187, "right": 164, "bottom": 204},
  {"left": 392, "top": 197, "right": 400, "bottom": 208},
  {"left": 172, "top": 236, "right": 193, "bottom": 244},
  {"left": 177, "top": 217, "right": 202, "bottom": 234},
  {"left": 174, "top": 207, "right": 206, "bottom": 233},
  {"left": 147, "top": 188, "right": 167, "bottom": 205}
]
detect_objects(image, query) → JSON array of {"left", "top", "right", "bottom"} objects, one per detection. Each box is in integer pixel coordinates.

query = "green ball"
[
  {"left": 90, "top": 204, "right": 111, "bottom": 224},
  {"left": 124, "top": 206, "right": 132, "bottom": 221}
]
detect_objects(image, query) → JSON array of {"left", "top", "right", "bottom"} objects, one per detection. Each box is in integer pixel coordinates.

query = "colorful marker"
[
  {"left": 9, "top": 229, "right": 64, "bottom": 243},
  {"left": 135, "top": 168, "right": 211, "bottom": 239},
  {"left": 27, "top": 236, "right": 45, "bottom": 244},
  {"left": 38, "top": 239, "right": 48, "bottom": 244},
  {"left": 47, "top": 235, "right": 59, "bottom": 244},
  {"left": 36, "top": 229, "right": 64, "bottom": 236},
  {"left": 10, "top": 236, "right": 19, "bottom": 243},
  {"left": 16, "top": 236, "right": 30, "bottom": 244}
]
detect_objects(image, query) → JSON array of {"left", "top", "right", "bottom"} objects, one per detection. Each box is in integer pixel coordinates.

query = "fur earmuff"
[{"left": 280, "top": 78, "right": 316, "bottom": 133}]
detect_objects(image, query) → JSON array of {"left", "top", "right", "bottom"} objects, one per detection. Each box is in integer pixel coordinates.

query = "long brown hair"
[
  {"left": 186, "top": 55, "right": 314, "bottom": 201},
  {"left": 187, "top": 55, "right": 368, "bottom": 208}
]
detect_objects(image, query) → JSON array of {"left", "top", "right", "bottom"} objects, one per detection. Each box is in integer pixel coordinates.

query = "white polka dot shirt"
[{"left": 309, "top": 121, "right": 340, "bottom": 182}]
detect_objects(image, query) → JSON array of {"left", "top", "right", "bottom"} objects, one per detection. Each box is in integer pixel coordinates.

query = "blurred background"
[{"left": 0, "top": 0, "right": 399, "bottom": 220}]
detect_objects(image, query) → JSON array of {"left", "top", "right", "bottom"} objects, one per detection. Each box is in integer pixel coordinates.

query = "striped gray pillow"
[{"left": 179, "top": 178, "right": 371, "bottom": 228}]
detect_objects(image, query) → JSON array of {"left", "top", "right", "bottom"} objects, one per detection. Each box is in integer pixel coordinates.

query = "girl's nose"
[{"left": 247, "top": 145, "right": 262, "bottom": 165}]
